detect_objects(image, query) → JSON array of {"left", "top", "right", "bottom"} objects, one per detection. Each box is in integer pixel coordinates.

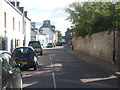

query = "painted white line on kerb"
[{"left": 50, "top": 55, "right": 57, "bottom": 89}]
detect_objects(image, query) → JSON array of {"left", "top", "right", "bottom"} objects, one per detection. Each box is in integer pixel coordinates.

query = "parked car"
[
  {"left": 28, "top": 41, "right": 43, "bottom": 55},
  {"left": 67, "top": 41, "right": 72, "bottom": 45},
  {"left": 62, "top": 42, "right": 67, "bottom": 45},
  {"left": 47, "top": 43, "right": 54, "bottom": 48},
  {"left": 56, "top": 42, "right": 62, "bottom": 46},
  {"left": 0, "top": 50, "right": 23, "bottom": 90},
  {"left": 12, "top": 46, "right": 38, "bottom": 70}
]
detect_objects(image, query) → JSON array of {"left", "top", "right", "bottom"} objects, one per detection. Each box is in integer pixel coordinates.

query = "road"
[{"left": 22, "top": 45, "right": 118, "bottom": 89}]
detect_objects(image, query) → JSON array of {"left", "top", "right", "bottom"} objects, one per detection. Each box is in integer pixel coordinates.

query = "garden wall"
[{"left": 73, "top": 30, "right": 119, "bottom": 63}]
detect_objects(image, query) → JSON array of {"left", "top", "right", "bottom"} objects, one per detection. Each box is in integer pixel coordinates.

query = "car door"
[
  {"left": 2, "top": 53, "right": 22, "bottom": 89},
  {"left": 1, "top": 53, "right": 13, "bottom": 89},
  {"left": 0, "top": 57, "right": 2, "bottom": 90}
]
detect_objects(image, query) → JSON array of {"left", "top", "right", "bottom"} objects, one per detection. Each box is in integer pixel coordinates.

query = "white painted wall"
[
  {"left": 36, "top": 34, "right": 49, "bottom": 47},
  {"left": 41, "top": 28, "right": 55, "bottom": 44},
  {"left": 0, "top": 0, "right": 5, "bottom": 37},
  {"left": 31, "top": 30, "right": 37, "bottom": 41},
  {"left": 24, "top": 17, "right": 31, "bottom": 46},
  {"left": 0, "top": 0, "right": 31, "bottom": 52}
]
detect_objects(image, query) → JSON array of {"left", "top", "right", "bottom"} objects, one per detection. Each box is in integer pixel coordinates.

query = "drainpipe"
[{"left": 22, "top": 8, "right": 26, "bottom": 46}]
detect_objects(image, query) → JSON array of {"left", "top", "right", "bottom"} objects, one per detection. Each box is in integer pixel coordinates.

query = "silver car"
[{"left": 0, "top": 50, "right": 23, "bottom": 90}]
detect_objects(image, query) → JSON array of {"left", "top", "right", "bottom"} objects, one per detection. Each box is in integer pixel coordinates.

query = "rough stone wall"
[
  {"left": 73, "top": 31, "right": 119, "bottom": 63},
  {"left": 116, "top": 30, "right": 120, "bottom": 64}
]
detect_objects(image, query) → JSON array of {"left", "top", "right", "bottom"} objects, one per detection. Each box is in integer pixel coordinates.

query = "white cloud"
[{"left": 17, "top": 0, "right": 86, "bottom": 35}]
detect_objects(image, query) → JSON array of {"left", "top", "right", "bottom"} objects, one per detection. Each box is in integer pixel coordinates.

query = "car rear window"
[
  {"left": 48, "top": 43, "right": 52, "bottom": 45},
  {"left": 28, "top": 41, "right": 41, "bottom": 48},
  {"left": 13, "top": 48, "right": 34, "bottom": 57}
]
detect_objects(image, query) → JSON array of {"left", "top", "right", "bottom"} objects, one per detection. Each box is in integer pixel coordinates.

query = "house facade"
[
  {"left": 31, "top": 22, "right": 38, "bottom": 41},
  {"left": 39, "top": 20, "right": 56, "bottom": 45},
  {"left": 31, "top": 22, "right": 49, "bottom": 47},
  {"left": 36, "top": 34, "right": 49, "bottom": 47},
  {"left": 65, "top": 28, "right": 73, "bottom": 44},
  {"left": 0, "top": 0, "right": 31, "bottom": 52}
]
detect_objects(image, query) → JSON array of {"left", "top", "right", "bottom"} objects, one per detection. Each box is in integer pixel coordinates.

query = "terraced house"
[
  {"left": 39, "top": 20, "right": 58, "bottom": 47},
  {"left": 0, "top": 0, "right": 31, "bottom": 52}
]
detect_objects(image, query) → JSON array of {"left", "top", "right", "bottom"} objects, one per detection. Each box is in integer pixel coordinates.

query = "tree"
[
  {"left": 57, "top": 30, "right": 62, "bottom": 42},
  {"left": 65, "top": 2, "right": 120, "bottom": 37}
]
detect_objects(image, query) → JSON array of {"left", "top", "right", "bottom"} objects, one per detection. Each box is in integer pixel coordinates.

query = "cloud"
[{"left": 17, "top": 0, "right": 86, "bottom": 35}]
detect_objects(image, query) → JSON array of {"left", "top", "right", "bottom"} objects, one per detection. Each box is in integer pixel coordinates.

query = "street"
[{"left": 22, "top": 45, "right": 118, "bottom": 89}]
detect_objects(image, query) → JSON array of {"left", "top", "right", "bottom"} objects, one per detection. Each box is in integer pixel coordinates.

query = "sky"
[{"left": 17, "top": 0, "right": 87, "bottom": 35}]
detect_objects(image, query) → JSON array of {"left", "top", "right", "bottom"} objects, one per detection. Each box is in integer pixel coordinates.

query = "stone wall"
[
  {"left": 73, "top": 30, "right": 119, "bottom": 63},
  {"left": 116, "top": 30, "right": 120, "bottom": 64}
]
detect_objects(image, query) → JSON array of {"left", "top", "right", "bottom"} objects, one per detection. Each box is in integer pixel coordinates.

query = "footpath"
[{"left": 64, "top": 45, "right": 120, "bottom": 76}]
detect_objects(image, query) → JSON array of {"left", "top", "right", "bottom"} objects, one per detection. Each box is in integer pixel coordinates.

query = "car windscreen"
[
  {"left": 48, "top": 43, "right": 52, "bottom": 45},
  {"left": 28, "top": 41, "right": 41, "bottom": 48},
  {"left": 57, "top": 42, "right": 62, "bottom": 44}
]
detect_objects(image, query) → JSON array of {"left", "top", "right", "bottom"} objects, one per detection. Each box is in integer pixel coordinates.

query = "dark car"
[
  {"left": 28, "top": 41, "right": 43, "bottom": 55},
  {"left": 0, "top": 50, "right": 23, "bottom": 90},
  {"left": 47, "top": 43, "right": 54, "bottom": 48},
  {"left": 56, "top": 42, "right": 62, "bottom": 46},
  {"left": 12, "top": 46, "right": 38, "bottom": 70}
]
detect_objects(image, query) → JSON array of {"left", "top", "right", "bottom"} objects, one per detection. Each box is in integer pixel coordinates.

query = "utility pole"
[{"left": 112, "top": 2, "right": 116, "bottom": 64}]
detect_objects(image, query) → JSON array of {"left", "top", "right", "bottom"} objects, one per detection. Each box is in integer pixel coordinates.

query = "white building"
[
  {"left": 31, "top": 22, "right": 49, "bottom": 47},
  {"left": 0, "top": 0, "right": 31, "bottom": 52},
  {"left": 41, "top": 28, "right": 55, "bottom": 43},
  {"left": 36, "top": 34, "right": 49, "bottom": 47},
  {"left": 39, "top": 20, "right": 56, "bottom": 45}
]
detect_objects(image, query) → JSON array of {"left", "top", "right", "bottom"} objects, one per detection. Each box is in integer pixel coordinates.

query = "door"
[{"left": 3, "top": 53, "right": 22, "bottom": 89}]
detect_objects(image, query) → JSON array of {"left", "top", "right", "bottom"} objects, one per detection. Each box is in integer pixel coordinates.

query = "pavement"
[{"left": 64, "top": 45, "right": 120, "bottom": 76}]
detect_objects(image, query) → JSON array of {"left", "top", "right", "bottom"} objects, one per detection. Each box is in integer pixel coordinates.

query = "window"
[
  {"left": 28, "top": 41, "right": 41, "bottom": 48},
  {"left": 4, "top": 53, "right": 16, "bottom": 69},
  {"left": 13, "top": 48, "right": 34, "bottom": 57},
  {"left": 19, "top": 21, "right": 20, "bottom": 32},
  {"left": 4, "top": 12, "right": 6, "bottom": 28},
  {"left": 15, "top": 39, "right": 17, "bottom": 47},
  {"left": 13, "top": 17, "right": 15, "bottom": 30},
  {"left": 0, "top": 57, "right": 2, "bottom": 89},
  {"left": 0, "top": 57, "right": 2, "bottom": 73},
  {"left": 2, "top": 55, "right": 9, "bottom": 70}
]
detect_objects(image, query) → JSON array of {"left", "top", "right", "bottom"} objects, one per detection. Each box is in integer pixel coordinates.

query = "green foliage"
[
  {"left": 66, "top": 2, "right": 120, "bottom": 37},
  {"left": 115, "top": 2, "right": 120, "bottom": 29},
  {"left": 57, "top": 30, "right": 62, "bottom": 41},
  {"left": 0, "top": 36, "right": 3, "bottom": 40}
]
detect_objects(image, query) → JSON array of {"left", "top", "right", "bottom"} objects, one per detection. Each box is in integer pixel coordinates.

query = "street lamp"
[{"left": 112, "top": 1, "right": 116, "bottom": 64}]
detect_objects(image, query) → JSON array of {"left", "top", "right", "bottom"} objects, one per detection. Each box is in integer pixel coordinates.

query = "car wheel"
[
  {"left": 39, "top": 51, "right": 42, "bottom": 55},
  {"left": 34, "top": 65, "right": 37, "bottom": 70},
  {"left": 36, "top": 61, "right": 39, "bottom": 65}
]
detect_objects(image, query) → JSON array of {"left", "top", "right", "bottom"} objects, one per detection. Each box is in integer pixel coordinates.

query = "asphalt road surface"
[{"left": 21, "top": 45, "right": 118, "bottom": 89}]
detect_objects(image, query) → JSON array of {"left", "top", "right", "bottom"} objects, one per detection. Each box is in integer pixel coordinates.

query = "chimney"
[
  {"left": 14, "top": 0, "right": 17, "bottom": 8},
  {"left": 18, "top": 7, "right": 24, "bottom": 13},
  {"left": 24, "top": 11, "right": 27, "bottom": 17},
  {"left": 17, "top": 2, "right": 19, "bottom": 7},
  {"left": 10, "top": 0, "right": 19, "bottom": 7}
]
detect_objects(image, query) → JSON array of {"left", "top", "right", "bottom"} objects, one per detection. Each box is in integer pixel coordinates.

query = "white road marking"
[
  {"left": 116, "top": 72, "right": 120, "bottom": 75},
  {"left": 50, "top": 55, "right": 57, "bottom": 89},
  {"left": 80, "top": 75, "right": 117, "bottom": 83},
  {"left": 53, "top": 63, "right": 62, "bottom": 67},
  {"left": 23, "top": 82, "right": 38, "bottom": 88}
]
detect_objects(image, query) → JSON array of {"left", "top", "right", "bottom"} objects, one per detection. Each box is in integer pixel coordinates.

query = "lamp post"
[{"left": 112, "top": 1, "right": 116, "bottom": 64}]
